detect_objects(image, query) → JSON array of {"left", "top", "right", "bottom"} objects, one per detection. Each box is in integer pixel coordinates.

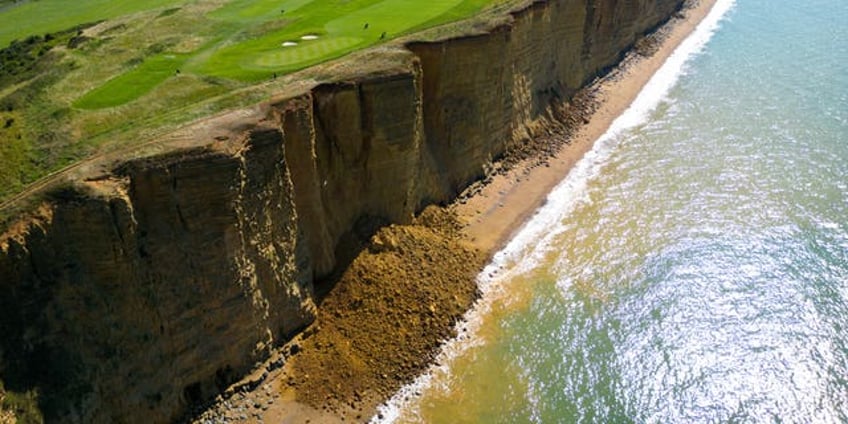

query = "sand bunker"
[
  {"left": 301, "top": 34, "right": 319, "bottom": 40},
  {"left": 282, "top": 41, "right": 298, "bottom": 47}
]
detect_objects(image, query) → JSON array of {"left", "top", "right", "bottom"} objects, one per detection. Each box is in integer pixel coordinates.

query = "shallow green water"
[{"left": 379, "top": 0, "right": 848, "bottom": 422}]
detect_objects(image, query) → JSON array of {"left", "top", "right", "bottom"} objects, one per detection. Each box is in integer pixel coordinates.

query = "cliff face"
[
  {"left": 0, "top": 0, "right": 683, "bottom": 421},
  {"left": 0, "top": 129, "right": 316, "bottom": 422},
  {"left": 277, "top": 72, "right": 424, "bottom": 277}
]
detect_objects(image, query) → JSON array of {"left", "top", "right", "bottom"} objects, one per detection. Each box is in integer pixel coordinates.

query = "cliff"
[{"left": 0, "top": 0, "right": 683, "bottom": 421}]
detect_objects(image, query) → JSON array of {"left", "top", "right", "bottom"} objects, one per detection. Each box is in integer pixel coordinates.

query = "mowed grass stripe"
[{"left": 74, "top": 54, "right": 188, "bottom": 109}]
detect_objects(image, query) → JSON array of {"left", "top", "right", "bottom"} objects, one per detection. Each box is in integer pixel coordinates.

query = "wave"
[{"left": 371, "top": 0, "right": 736, "bottom": 421}]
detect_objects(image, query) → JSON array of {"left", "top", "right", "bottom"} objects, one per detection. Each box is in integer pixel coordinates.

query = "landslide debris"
[{"left": 284, "top": 207, "right": 484, "bottom": 419}]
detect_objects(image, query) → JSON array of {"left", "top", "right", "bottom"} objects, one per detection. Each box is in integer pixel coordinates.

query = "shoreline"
[
  {"left": 193, "top": 0, "right": 719, "bottom": 422},
  {"left": 456, "top": 0, "right": 719, "bottom": 254}
]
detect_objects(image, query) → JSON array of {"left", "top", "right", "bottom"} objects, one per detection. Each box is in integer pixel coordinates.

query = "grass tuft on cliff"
[{"left": 0, "top": 381, "right": 42, "bottom": 424}]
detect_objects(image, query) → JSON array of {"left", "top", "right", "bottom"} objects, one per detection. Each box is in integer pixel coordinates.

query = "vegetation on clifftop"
[{"left": 0, "top": 0, "right": 503, "bottom": 206}]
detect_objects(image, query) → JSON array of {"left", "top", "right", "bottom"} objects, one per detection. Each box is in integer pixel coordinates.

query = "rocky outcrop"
[{"left": 0, "top": 0, "right": 683, "bottom": 421}]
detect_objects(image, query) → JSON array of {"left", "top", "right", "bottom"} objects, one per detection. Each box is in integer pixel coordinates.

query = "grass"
[
  {"left": 73, "top": 53, "right": 189, "bottom": 109},
  {"left": 0, "top": 24, "right": 89, "bottom": 87},
  {"left": 194, "top": 0, "right": 492, "bottom": 81},
  {"left": 0, "top": 381, "right": 42, "bottom": 424},
  {"left": 0, "top": 0, "right": 505, "bottom": 206},
  {"left": 83, "top": 0, "right": 497, "bottom": 95},
  {"left": 8, "top": 0, "right": 499, "bottom": 102},
  {"left": 0, "top": 110, "right": 33, "bottom": 199},
  {"left": 0, "top": 0, "right": 183, "bottom": 48},
  {"left": 211, "top": 0, "right": 316, "bottom": 21}
]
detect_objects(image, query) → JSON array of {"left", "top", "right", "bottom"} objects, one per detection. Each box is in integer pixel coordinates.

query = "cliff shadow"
[
  {"left": 0, "top": 188, "right": 107, "bottom": 422},
  {"left": 312, "top": 215, "right": 388, "bottom": 304}
]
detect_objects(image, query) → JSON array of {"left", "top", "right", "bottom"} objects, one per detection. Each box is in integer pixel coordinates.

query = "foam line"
[{"left": 372, "top": 1, "right": 736, "bottom": 421}]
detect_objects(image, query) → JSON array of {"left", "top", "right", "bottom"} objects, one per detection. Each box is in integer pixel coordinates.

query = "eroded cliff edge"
[{"left": 0, "top": 0, "right": 684, "bottom": 421}]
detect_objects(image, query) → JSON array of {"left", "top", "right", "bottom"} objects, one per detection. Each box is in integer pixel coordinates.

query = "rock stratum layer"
[{"left": 0, "top": 0, "right": 683, "bottom": 421}]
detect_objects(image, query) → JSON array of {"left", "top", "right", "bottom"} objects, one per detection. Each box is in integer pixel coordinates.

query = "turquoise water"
[{"left": 378, "top": 0, "right": 848, "bottom": 422}]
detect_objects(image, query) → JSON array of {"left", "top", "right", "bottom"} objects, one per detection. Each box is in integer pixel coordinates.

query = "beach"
[
  {"left": 192, "top": 0, "right": 721, "bottom": 422},
  {"left": 456, "top": 0, "right": 719, "bottom": 253}
]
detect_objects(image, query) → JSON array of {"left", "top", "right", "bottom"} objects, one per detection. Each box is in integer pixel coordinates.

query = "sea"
[{"left": 376, "top": 0, "right": 848, "bottom": 422}]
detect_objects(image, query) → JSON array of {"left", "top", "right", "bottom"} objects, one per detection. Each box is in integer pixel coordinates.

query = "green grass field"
[
  {"left": 0, "top": 0, "right": 502, "bottom": 205},
  {"left": 195, "top": 0, "right": 491, "bottom": 80},
  {"left": 2, "top": 0, "right": 495, "bottom": 109},
  {"left": 74, "top": 53, "right": 189, "bottom": 109},
  {"left": 0, "top": 0, "right": 183, "bottom": 47}
]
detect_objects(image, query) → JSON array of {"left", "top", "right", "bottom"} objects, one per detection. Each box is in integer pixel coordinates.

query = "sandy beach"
[
  {"left": 192, "top": 0, "right": 720, "bottom": 422},
  {"left": 456, "top": 0, "right": 719, "bottom": 253}
]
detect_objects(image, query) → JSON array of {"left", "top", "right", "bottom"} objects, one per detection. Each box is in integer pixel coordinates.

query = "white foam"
[
  {"left": 371, "top": 1, "right": 736, "bottom": 422},
  {"left": 821, "top": 221, "right": 840, "bottom": 230}
]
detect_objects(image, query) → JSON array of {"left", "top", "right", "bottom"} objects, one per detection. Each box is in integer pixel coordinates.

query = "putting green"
[
  {"left": 248, "top": 0, "right": 465, "bottom": 72},
  {"left": 253, "top": 36, "right": 362, "bottom": 69}
]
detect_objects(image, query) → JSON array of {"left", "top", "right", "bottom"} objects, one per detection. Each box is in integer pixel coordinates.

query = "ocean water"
[{"left": 377, "top": 0, "right": 848, "bottom": 422}]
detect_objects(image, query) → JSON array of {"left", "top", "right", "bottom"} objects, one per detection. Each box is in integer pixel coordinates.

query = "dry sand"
[{"left": 192, "top": 0, "right": 719, "bottom": 422}]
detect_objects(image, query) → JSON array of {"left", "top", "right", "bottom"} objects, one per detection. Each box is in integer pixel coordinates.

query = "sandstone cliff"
[{"left": 0, "top": 0, "right": 683, "bottom": 421}]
